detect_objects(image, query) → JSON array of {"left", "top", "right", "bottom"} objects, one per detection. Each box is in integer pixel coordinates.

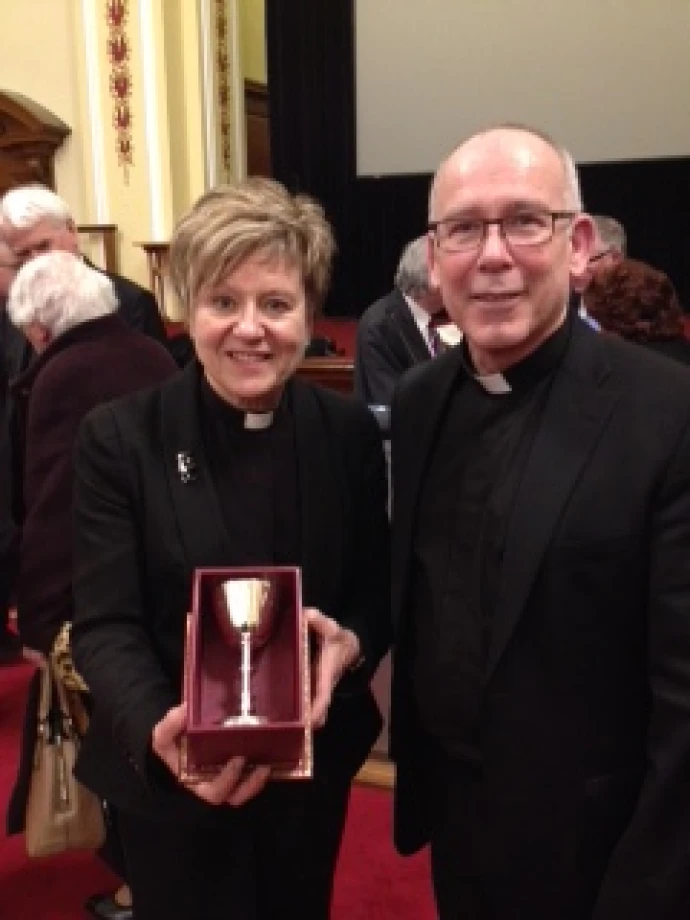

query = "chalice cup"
[{"left": 213, "top": 577, "right": 276, "bottom": 726}]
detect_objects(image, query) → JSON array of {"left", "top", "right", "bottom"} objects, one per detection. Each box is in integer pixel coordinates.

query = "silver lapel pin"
[{"left": 176, "top": 451, "right": 198, "bottom": 484}]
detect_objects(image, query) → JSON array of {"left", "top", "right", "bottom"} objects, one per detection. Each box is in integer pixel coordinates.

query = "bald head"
[
  {"left": 425, "top": 124, "right": 594, "bottom": 375},
  {"left": 429, "top": 126, "right": 583, "bottom": 221}
]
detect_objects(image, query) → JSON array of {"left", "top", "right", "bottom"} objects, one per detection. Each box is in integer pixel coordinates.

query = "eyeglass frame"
[
  {"left": 428, "top": 209, "right": 579, "bottom": 253},
  {"left": 587, "top": 247, "right": 614, "bottom": 266}
]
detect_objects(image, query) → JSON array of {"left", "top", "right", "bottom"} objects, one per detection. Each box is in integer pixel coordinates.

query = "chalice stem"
[{"left": 239, "top": 629, "right": 252, "bottom": 718}]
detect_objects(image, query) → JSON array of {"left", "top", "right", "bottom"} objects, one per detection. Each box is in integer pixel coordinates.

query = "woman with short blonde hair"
[
  {"left": 71, "top": 178, "right": 390, "bottom": 920},
  {"left": 169, "top": 177, "right": 335, "bottom": 319}
]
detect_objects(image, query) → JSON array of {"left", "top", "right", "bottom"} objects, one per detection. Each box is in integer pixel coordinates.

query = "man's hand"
[
  {"left": 151, "top": 703, "right": 271, "bottom": 807},
  {"left": 306, "top": 607, "right": 361, "bottom": 729}
]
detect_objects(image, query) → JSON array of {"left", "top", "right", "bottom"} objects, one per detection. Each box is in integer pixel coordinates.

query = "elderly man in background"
[
  {"left": 5, "top": 251, "right": 176, "bottom": 920},
  {"left": 569, "top": 215, "right": 626, "bottom": 330},
  {"left": 588, "top": 214, "right": 626, "bottom": 275},
  {"left": 354, "top": 235, "right": 448, "bottom": 407},
  {"left": 1, "top": 185, "right": 167, "bottom": 367},
  {"left": 390, "top": 124, "right": 690, "bottom": 919},
  {"left": 574, "top": 214, "right": 626, "bottom": 296}
]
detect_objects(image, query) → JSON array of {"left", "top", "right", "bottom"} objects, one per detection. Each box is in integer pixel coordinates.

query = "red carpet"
[{"left": 0, "top": 661, "right": 435, "bottom": 918}]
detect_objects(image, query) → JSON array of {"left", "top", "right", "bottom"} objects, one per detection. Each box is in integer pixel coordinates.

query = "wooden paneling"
[
  {"left": 296, "top": 357, "right": 353, "bottom": 393},
  {"left": 78, "top": 225, "right": 119, "bottom": 274},
  {"left": 245, "top": 79, "right": 271, "bottom": 177},
  {"left": 0, "top": 91, "right": 70, "bottom": 196}
]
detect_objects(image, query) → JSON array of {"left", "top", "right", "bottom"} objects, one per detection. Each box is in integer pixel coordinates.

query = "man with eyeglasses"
[
  {"left": 354, "top": 235, "right": 448, "bottom": 408},
  {"left": 570, "top": 215, "right": 626, "bottom": 330},
  {"left": 576, "top": 214, "right": 626, "bottom": 296},
  {"left": 389, "top": 124, "right": 690, "bottom": 920},
  {"left": 589, "top": 215, "right": 626, "bottom": 272}
]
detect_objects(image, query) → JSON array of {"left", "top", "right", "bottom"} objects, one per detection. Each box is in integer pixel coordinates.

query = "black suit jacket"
[
  {"left": 354, "top": 288, "right": 432, "bottom": 406},
  {"left": 640, "top": 336, "right": 690, "bottom": 366},
  {"left": 71, "top": 364, "right": 390, "bottom": 820},
  {"left": 94, "top": 265, "right": 167, "bottom": 345},
  {"left": 390, "top": 321, "right": 690, "bottom": 919}
]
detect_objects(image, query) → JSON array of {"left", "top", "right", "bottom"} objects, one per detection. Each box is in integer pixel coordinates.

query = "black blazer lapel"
[
  {"left": 159, "top": 363, "right": 233, "bottom": 569},
  {"left": 290, "top": 379, "right": 343, "bottom": 612},
  {"left": 386, "top": 290, "right": 432, "bottom": 365},
  {"left": 485, "top": 326, "right": 620, "bottom": 683},
  {"left": 392, "top": 349, "right": 464, "bottom": 630}
]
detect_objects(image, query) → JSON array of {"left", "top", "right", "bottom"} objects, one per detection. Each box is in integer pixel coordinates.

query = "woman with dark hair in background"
[{"left": 585, "top": 257, "right": 690, "bottom": 365}]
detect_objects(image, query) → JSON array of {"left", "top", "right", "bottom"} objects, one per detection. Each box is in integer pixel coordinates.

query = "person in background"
[
  {"left": 70, "top": 178, "right": 390, "bottom": 920},
  {"left": 354, "top": 235, "right": 447, "bottom": 407},
  {"left": 390, "top": 124, "right": 690, "bottom": 919},
  {"left": 587, "top": 214, "right": 626, "bottom": 277},
  {"left": 4, "top": 252, "right": 176, "bottom": 920},
  {"left": 0, "top": 185, "right": 168, "bottom": 363},
  {"left": 585, "top": 257, "right": 690, "bottom": 365},
  {"left": 569, "top": 215, "right": 626, "bottom": 330},
  {"left": 0, "top": 238, "right": 21, "bottom": 664}
]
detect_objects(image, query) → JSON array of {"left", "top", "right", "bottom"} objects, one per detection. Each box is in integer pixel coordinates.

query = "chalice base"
[{"left": 222, "top": 713, "right": 267, "bottom": 727}]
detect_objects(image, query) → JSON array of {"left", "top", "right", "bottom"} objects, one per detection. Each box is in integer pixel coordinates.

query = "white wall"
[{"left": 355, "top": 0, "right": 690, "bottom": 175}]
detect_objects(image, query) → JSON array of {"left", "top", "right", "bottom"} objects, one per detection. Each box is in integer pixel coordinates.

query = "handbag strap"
[
  {"left": 36, "top": 660, "right": 76, "bottom": 738},
  {"left": 36, "top": 663, "right": 53, "bottom": 724}
]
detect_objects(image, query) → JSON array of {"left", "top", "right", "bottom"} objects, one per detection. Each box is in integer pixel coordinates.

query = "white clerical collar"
[
  {"left": 244, "top": 411, "right": 274, "bottom": 430},
  {"left": 474, "top": 372, "right": 512, "bottom": 394}
]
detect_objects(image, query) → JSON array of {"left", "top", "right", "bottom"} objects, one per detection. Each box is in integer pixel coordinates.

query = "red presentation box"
[{"left": 180, "top": 566, "right": 312, "bottom": 781}]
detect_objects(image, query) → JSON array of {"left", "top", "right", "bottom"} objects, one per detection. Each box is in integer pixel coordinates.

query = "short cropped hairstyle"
[
  {"left": 1, "top": 185, "right": 72, "bottom": 230},
  {"left": 591, "top": 215, "right": 627, "bottom": 256},
  {"left": 169, "top": 177, "right": 336, "bottom": 321},
  {"left": 7, "top": 251, "right": 118, "bottom": 336},
  {"left": 585, "top": 258, "right": 683, "bottom": 342},
  {"left": 394, "top": 236, "right": 432, "bottom": 296},
  {"left": 429, "top": 123, "right": 584, "bottom": 218}
]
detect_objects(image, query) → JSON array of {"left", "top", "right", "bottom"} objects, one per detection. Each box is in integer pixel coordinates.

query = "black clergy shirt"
[
  {"left": 199, "top": 375, "right": 301, "bottom": 567},
  {"left": 410, "top": 316, "right": 571, "bottom": 764}
]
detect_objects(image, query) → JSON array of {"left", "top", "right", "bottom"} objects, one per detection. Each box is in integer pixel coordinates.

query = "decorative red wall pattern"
[
  {"left": 215, "top": 0, "right": 232, "bottom": 179},
  {"left": 106, "top": 0, "right": 133, "bottom": 179}
]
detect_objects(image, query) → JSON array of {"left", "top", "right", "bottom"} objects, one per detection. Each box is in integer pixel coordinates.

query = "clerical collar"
[
  {"left": 200, "top": 372, "right": 279, "bottom": 430},
  {"left": 462, "top": 312, "right": 571, "bottom": 395},
  {"left": 244, "top": 411, "right": 274, "bottom": 430}
]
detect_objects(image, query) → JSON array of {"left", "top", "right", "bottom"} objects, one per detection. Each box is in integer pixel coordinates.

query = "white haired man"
[
  {"left": 1, "top": 185, "right": 167, "bottom": 366},
  {"left": 390, "top": 124, "right": 690, "bottom": 919}
]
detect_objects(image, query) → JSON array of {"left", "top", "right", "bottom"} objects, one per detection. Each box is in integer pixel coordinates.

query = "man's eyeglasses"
[
  {"left": 587, "top": 248, "right": 613, "bottom": 266},
  {"left": 428, "top": 210, "right": 578, "bottom": 253}
]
